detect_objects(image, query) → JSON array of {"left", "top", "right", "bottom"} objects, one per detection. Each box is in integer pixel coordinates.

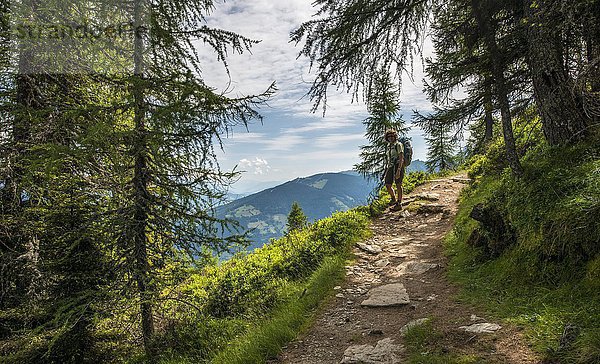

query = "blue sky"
[{"left": 198, "top": 0, "right": 435, "bottom": 194}]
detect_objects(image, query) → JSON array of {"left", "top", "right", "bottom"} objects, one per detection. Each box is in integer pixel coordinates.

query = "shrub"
[{"left": 163, "top": 208, "right": 371, "bottom": 361}]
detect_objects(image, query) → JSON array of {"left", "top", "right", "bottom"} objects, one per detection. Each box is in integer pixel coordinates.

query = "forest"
[{"left": 1, "top": 0, "right": 599, "bottom": 363}]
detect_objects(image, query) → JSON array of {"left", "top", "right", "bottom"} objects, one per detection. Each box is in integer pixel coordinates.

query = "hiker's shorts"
[{"left": 384, "top": 163, "right": 405, "bottom": 185}]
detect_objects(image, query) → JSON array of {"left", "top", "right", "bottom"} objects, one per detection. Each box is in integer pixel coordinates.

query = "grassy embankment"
[
  {"left": 149, "top": 172, "right": 430, "bottom": 364},
  {"left": 444, "top": 133, "right": 600, "bottom": 363}
]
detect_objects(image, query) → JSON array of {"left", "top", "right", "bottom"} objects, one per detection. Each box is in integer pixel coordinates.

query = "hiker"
[{"left": 384, "top": 129, "right": 404, "bottom": 210}]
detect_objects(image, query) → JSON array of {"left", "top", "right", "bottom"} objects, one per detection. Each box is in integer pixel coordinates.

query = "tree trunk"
[
  {"left": 132, "top": 0, "right": 155, "bottom": 359},
  {"left": 483, "top": 81, "right": 494, "bottom": 143},
  {"left": 471, "top": 0, "right": 524, "bottom": 177},
  {"left": 525, "top": 0, "right": 591, "bottom": 145}
]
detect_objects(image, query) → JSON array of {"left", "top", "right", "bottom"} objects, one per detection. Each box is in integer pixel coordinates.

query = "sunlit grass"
[{"left": 445, "top": 141, "right": 600, "bottom": 363}]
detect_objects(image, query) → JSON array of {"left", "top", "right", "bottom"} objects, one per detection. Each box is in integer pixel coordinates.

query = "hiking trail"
[{"left": 272, "top": 175, "right": 539, "bottom": 364}]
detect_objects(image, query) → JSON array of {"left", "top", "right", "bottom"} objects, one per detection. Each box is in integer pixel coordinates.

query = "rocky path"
[{"left": 272, "top": 175, "right": 539, "bottom": 364}]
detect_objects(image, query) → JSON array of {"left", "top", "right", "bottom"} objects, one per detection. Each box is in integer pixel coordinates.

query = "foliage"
[
  {"left": 210, "top": 255, "right": 347, "bottom": 364},
  {"left": 291, "top": 0, "right": 430, "bottom": 113},
  {"left": 424, "top": 121, "right": 458, "bottom": 173},
  {"left": 286, "top": 201, "right": 308, "bottom": 234},
  {"left": 354, "top": 70, "right": 409, "bottom": 179},
  {"left": 149, "top": 208, "right": 370, "bottom": 362},
  {"left": 0, "top": 0, "right": 273, "bottom": 361},
  {"left": 403, "top": 319, "right": 480, "bottom": 364},
  {"left": 446, "top": 140, "right": 600, "bottom": 363},
  {"left": 466, "top": 108, "right": 544, "bottom": 181}
]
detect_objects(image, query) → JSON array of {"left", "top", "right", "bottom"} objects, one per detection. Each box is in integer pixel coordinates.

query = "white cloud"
[
  {"left": 263, "top": 134, "right": 306, "bottom": 151},
  {"left": 199, "top": 1, "right": 434, "bottom": 183},
  {"left": 238, "top": 157, "right": 272, "bottom": 175}
]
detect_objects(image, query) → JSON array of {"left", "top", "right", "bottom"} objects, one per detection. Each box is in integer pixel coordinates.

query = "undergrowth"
[
  {"left": 403, "top": 319, "right": 480, "bottom": 364},
  {"left": 446, "top": 139, "right": 600, "bottom": 363},
  {"left": 152, "top": 209, "right": 370, "bottom": 363}
]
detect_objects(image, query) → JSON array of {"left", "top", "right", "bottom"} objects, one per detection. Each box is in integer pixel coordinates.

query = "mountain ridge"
[{"left": 218, "top": 160, "right": 427, "bottom": 250}]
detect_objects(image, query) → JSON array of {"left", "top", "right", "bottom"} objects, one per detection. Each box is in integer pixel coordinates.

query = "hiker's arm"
[{"left": 395, "top": 154, "right": 404, "bottom": 179}]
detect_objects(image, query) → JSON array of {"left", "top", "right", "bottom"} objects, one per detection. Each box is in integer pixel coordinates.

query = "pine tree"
[
  {"left": 424, "top": 120, "right": 457, "bottom": 173},
  {"left": 294, "top": 0, "right": 599, "bottom": 168},
  {"left": 100, "top": 0, "right": 275, "bottom": 358},
  {"left": 0, "top": 0, "right": 274, "bottom": 361},
  {"left": 355, "top": 70, "right": 408, "bottom": 180},
  {"left": 291, "top": 0, "right": 431, "bottom": 113},
  {"left": 355, "top": 71, "right": 410, "bottom": 208},
  {"left": 286, "top": 202, "right": 308, "bottom": 234}
]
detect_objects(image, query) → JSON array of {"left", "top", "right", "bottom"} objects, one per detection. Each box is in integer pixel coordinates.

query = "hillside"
[
  {"left": 218, "top": 161, "right": 429, "bottom": 250},
  {"left": 217, "top": 171, "right": 378, "bottom": 249}
]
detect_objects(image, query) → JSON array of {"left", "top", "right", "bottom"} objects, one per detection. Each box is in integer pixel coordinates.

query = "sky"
[{"left": 198, "top": 0, "right": 435, "bottom": 194}]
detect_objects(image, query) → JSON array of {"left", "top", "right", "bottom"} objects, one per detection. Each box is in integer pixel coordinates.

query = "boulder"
[{"left": 357, "top": 243, "right": 383, "bottom": 255}]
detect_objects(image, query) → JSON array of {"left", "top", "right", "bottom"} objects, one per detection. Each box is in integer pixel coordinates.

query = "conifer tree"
[
  {"left": 0, "top": 0, "right": 273, "bottom": 361},
  {"left": 424, "top": 120, "right": 457, "bottom": 172},
  {"left": 101, "top": 0, "right": 274, "bottom": 358},
  {"left": 286, "top": 201, "right": 308, "bottom": 234},
  {"left": 355, "top": 70, "right": 408, "bottom": 179}
]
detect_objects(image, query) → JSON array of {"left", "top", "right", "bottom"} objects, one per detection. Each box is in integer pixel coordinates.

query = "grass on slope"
[
  {"left": 210, "top": 255, "right": 347, "bottom": 364},
  {"left": 445, "top": 141, "right": 600, "bottom": 364}
]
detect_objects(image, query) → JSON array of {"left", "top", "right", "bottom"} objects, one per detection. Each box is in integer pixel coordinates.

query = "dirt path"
[{"left": 272, "top": 175, "right": 539, "bottom": 364}]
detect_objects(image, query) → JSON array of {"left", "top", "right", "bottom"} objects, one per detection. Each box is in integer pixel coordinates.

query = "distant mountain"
[
  {"left": 407, "top": 159, "right": 427, "bottom": 173},
  {"left": 216, "top": 160, "right": 428, "bottom": 251},
  {"left": 216, "top": 171, "right": 379, "bottom": 250}
]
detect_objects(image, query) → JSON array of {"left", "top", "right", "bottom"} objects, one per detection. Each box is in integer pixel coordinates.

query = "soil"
[{"left": 270, "top": 175, "right": 540, "bottom": 364}]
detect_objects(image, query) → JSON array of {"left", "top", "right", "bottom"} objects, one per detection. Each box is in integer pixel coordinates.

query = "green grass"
[
  {"left": 210, "top": 255, "right": 347, "bottom": 364},
  {"left": 445, "top": 141, "right": 600, "bottom": 363},
  {"left": 403, "top": 320, "right": 481, "bottom": 364},
  {"left": 148, "top": 208, "right": 370, "bottom": 363}
]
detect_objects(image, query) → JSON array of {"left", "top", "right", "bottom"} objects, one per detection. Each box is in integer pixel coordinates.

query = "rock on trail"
[
  {"left": 360, "top": 283, "right": 410, "bottom": 307},
  {"left": 340, "top": 338, "right": 403, "bottom": 364}
]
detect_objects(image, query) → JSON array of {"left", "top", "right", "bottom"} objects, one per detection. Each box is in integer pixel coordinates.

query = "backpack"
[{"left": 399, "top": 136, "right": 413, "bottom": 167}]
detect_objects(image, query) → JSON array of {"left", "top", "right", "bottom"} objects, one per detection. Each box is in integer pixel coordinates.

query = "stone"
[
  {"left": 357, "top": 243, "right": 383, "bottom": 254},
  {"left": 459, "top": 323, "right": 502, "bottom": 333},
  {"left": 417, "top": 204, "right": 448, "bottom": 214},
  {"left": 400, "top": 318, "right": 430, "bottom": 335},
  {"left": 397, "top": 261, "right": 440, "bottom": 275},
  {"left": 368, "top": 329, "right": 384, "bottom": 336},
  {"left": 451, "top": 177, "right": 472, "bottom": 183},
  {"left": 470, "top": 314, "right": 485, "bottom": 322},
  {"left": 374, "top": 259, "right": 390, "bottom": 268},
  {"left": 361, "top": 283, "right": 410, "bottom": 307},
  {"left": 386, "top": 237, "right": 411, "bottom": 245},
  {"left": 414, "top": 193, "right": 441, "bottom": 201},
  {"left": 336, "top": 293, "right": 345, "bottom": 298},
  {"left": 334, "top": 286, "right": 342, "bottom": 290},
  {"left": 340, "top": 338, "right": 403, "bottom": 364},
  {"left": 426, "top": 294, "right": 438, "bottom": 301}
]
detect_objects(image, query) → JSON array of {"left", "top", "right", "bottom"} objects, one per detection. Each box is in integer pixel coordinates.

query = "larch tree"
[
  {"left": 355, "top": 70, "right": 408, "bottom": 180},
  {"left": 0, "top": 0, "right": 274, "bottom": 361},
  {"left": 104, "top": 0, "right": 275, "bottom": 358},
  {"left": 424, "top": 120, "right": 457, "bottom": 172}
]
